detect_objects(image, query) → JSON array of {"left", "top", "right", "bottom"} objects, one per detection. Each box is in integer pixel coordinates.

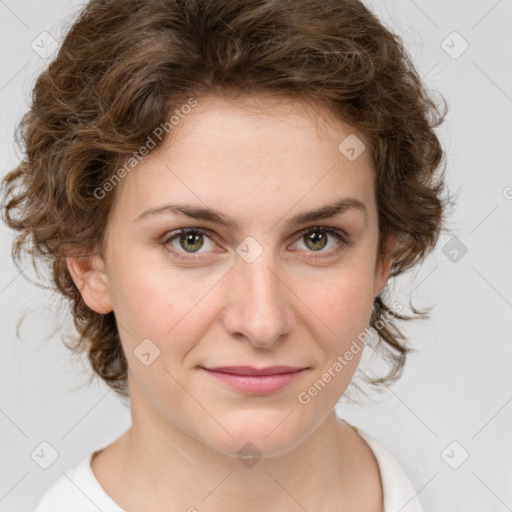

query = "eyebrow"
[{"left": 135, "top": 197, "right": 368, "bottom": 230}]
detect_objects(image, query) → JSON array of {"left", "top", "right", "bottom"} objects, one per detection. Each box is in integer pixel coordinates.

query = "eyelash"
[{"left": 161, "top": 226, "right": 351, "bottom": 262}]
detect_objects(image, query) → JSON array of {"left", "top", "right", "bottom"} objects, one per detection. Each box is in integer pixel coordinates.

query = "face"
[{"left": 69, "top": 94, "right": 396, "bottom": 458}]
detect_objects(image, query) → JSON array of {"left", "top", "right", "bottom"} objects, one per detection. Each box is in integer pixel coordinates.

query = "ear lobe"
[
  {"left": 66, "top": 253, "right": 113, "bottom": 314},
  {"left": 374, "top": 233, "right": 398, "bottom": 297}
]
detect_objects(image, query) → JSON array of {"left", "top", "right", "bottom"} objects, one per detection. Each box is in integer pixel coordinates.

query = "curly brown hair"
[{"left": 1, "top": 0, "right": 454, "bottom": 402}]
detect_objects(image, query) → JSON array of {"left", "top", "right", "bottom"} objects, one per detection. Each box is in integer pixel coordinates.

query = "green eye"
[{"left": 162, "top": 226, "right": 350, "bottom": 262}]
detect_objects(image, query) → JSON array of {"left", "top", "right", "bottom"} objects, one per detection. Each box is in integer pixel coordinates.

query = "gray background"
[{"left": 1, "top": 0, "right": 511, "bottom": 510}]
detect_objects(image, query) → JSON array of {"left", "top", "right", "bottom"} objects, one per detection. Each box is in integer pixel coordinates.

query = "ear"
[
  {"left": 66, "top": 252, "right": 113, "bottom": 314},
  {"left": 373, "top": 233, "right": 398, "bottom": 297}
]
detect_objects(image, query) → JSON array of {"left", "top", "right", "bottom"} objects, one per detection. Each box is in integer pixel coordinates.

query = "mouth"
[
  {"left": 202, "top": 365, "right": 306, "bottom": 376},
  {"left": 200, "top": 366, "right": 308, "bottom": 394}
]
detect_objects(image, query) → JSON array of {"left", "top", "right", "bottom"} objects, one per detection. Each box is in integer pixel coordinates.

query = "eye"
[
  {"left": 290, "top": 226, "right": 350, "bottom": 258},
  {"left": 162, "top": 228, "right": 216, "bottom": 259},
  {"left": 162, "top": 226, "right": 350, "bottom": 261}
]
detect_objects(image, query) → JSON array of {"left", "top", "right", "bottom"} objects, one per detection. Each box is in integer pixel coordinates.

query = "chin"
[
  {"left": 201, "top": 413, "right": 307, "bottom": 460},
  {"left": 213, "top": 435, "right": 302, "bottom": 461}
]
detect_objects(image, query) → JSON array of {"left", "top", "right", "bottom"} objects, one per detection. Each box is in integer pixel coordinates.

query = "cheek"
[
  {"left": 104, "top": 259, "right": 167, "bottom": 352},
  {"left": 301, "top": 266, "right": 375, "bottom": 335},
  {"left": 108, "top": 261, "right": 217, "bottom": 361},
  {"left": 109, "top": 270, "right": 173, "bottom": 333},
  {"left": 297, "top": 266, "right": 375, "bottom": 383}
]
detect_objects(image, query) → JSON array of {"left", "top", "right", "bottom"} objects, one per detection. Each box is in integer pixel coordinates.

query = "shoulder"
[
  {"left": 34, "top": 449, "right": 125, "bottom": 512},
  {"left": 346, "top": 422, "right": 425, "bottom": 512}
]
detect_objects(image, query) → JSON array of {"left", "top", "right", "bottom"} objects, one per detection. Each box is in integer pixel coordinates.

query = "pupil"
[
  {"left": 307, "top": 231, "right": 327, "bottom": 251},
  {"left": 181, "top": 232, "right": 203, "bottom": 252}
]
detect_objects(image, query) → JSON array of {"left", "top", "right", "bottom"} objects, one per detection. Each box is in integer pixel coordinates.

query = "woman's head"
[
  {"left": 1, "top": 0, "right": 450, "bottom": 412},
  {"left": 62, "top": 93, "right": 402, "bottom": 455}
]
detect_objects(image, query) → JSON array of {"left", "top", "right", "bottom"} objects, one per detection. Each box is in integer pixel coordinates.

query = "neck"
[{"left": 92, "top": 382, "right": 382, "bottom": 511}]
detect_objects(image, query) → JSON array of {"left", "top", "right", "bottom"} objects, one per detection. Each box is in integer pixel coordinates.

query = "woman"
[{"left": 1, "top": 0, "right": 451, "bottom": 510}]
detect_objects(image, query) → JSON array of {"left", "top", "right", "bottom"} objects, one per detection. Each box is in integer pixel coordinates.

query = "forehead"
[
  {"left": 163, "top": 93, "right": 368, "bottom": 157},
  {"left": 111, "top": 94, "right": 375, "bottom": 224}
]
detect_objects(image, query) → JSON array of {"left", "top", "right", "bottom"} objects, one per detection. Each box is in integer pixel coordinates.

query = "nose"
[{"left": 221, "top": 253, "right": 295, "bottom": 348}]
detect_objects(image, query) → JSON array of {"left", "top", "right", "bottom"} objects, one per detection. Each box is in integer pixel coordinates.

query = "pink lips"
[{"left": 201, "top": 366, "right": 306, "bottom": 394}]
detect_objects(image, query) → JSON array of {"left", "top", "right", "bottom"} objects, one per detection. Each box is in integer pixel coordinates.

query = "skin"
[{"left": 67, "top": 94, "right": 397, "bottom": 512}]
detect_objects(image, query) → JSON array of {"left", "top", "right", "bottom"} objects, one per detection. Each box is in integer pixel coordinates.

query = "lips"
[
  {"left": 201, "top": 366, "right": 304, "bottom": 376},
  {"left": 200, "top": 365, "right": 307, "bottom": 394}
]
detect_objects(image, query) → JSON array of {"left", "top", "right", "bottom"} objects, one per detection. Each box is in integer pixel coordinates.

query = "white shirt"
[{"left": 35, "top": 425, "right": 424, "bottom": 512}]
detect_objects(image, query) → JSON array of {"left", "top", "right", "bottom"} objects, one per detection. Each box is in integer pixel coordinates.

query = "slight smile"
[{"left": 200, "top": 366, "right": 309, "bottom": 395}]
